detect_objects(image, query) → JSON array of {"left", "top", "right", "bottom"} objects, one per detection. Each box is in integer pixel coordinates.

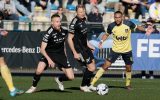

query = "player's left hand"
[{"left": 145, "top": 27, "right": 154, "bottom": 36}]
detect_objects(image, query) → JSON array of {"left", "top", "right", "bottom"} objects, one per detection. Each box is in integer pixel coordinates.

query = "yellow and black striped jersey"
[{"left": 106, "top": 20, "right": 136, "bottom": 53}]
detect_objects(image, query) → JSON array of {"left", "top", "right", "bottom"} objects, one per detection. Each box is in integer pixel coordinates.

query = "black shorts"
[
  {"left": 78, "top": 48, "right": 94, "bottom": 65},
  {"left": 40, "top": 52, "right": 71, "bottom": 70},
  {"left": 0, "top": 48, "right": 3, "bottom": 57},
  {"left": 107, "top": 49, "right": 133, "bottom": 65}
]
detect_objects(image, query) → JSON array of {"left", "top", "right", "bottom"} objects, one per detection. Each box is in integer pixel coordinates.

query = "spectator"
[
  {"left": 149, "top": 0, "right": 160, "bottom": 22},
  {"left": 55, "top": 7, "right": 67, "bottom": 27},
  {"left": 18, "top": 0, "right": 32, "bottom": 12},
  {"left": 50, "top": 0, "right": 63, "bottom": 8},
  {"left": 140, "top": 19, "right": 159, "bottom": 79},
  {"left": 0, "top": 0, "right": 19, "bottom": 20},
  {"left": 105, "top": 0, "right": 124, "bottom": 13},
  {"left": 87, "top": 6, "right": 103, "bottom": 22},
  {"left": 14, "top": 0, "right": 32, "bottom": 18},
  {"left": 87, "top": 6, "right": 104, "bottom": 38},
  {"left": 85, "top": 0, "right": 106, "bottom": 14},
  {"left": 31, "top": 0, "right": 51, "bottom": 17},
  {"left": 141, "top": 0, "right": 155, "bottom": 9},
  {"left": 0, "top": 0, "right": 19, "bottom": 30},
  {"left": 120, "top": 0, "right": 146, "bottom": 19},
  {"left": 67, "top": 0, "right": 86, "bottom": 5}
]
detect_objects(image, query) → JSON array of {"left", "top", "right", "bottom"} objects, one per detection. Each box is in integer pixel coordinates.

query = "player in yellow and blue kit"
[{"left": 89, "top": 11, "right": 153, "bottom": 90}]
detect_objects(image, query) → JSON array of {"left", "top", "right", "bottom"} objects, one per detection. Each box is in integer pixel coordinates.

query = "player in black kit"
[
  {"left": 26, "top": 14, "right": 74, "bottom": 93},
  {"left": 68, "top": 5, "right": 96, "bottom": 92}
]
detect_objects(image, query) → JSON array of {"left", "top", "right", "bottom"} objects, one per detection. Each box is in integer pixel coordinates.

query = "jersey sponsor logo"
[{"left": 116, "top": 36, "right": 128, "bottom": 41}]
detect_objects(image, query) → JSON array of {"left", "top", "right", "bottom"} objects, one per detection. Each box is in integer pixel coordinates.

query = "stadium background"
[{"left": 0, "top": 0, "right": 160, "bottom": 99}]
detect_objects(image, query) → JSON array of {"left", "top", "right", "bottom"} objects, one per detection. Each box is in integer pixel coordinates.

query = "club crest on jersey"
[{"left": 125, "top": 29, "right": 129, "bottom": 33}]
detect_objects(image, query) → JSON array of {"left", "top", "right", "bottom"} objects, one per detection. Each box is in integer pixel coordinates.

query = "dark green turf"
[{"left": 0, "top": 77, "right": 160, "bottom": 100}]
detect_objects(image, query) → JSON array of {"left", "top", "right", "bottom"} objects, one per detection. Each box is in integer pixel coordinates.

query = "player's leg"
[
  {"left": 62, "top": 67, "right": 74, "bottom": 81},
  {"left": 90, "top": 60, "right": 111, "bottom": 87},
  {"left": 0, "top": 57, "right": 24, "bottom": 96},
  {"left": 80, "top": 60, "right": 96, "bottom": 92},
  {"left": 54, "top": 67, "right": 74, "bottom": 91},
  {"left": 122, "top": 51, "right": 133, "bottom": 90},
  {"left": 54, "top": 57, "right": 74, "bottom": 91},
  {"left": 125, "top": 65, "right": 132, "bottom": 90},
  {"left": 79, "top": 48, "right": 96, "bottom": 92},
  {"left": 90, "top": 50, "right": 119, "bottom": 87},
  {"left": 25, "top": 61, "right": 46, "bottom": 93}
]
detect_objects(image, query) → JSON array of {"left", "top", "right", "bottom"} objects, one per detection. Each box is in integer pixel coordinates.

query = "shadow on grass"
[
  {"left": 36, "top": 88, "right": 72, "bottom": 93},
  {"left": 108, "top": 85, "right": 125, "bottom": 89},
  {"left": 66, "top": 87, "right": 80, "bottom": 91}
]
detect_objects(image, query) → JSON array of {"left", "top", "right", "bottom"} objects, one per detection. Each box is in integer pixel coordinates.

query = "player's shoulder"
[
  {"left": 70, "top": 17, "right": 78, "bottom": 24},
  {"left": 46, "top": 26, "right": 54, "bottom": 34},
  {"left": 123, "top": 20, "right": 134, "bottom": 26},
  {"left": 61, "top": 27, "right": 68, "bottom": 33},
  {"left": 108, "top": 22, "right": 116, "bottom": 29}
]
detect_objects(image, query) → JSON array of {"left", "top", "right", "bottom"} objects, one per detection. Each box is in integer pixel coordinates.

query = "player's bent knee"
[
  {"left": 126, "top": 65, "right": 132, "bottom": 72},
  {"left": 88, "top": 67, "right": 96, "bottom": 72},
  {"left": 36, "top": 70, "right": 43, "bottom": 75}
]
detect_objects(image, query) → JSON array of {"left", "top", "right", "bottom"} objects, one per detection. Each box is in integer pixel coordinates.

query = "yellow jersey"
[{"left": 106, "top": 20, "right": 137, "bottom": 53}]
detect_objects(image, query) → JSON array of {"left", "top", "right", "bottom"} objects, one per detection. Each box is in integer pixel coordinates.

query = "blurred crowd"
[{"left": 0, "top": 0, "right": 160, "bottom": 23}]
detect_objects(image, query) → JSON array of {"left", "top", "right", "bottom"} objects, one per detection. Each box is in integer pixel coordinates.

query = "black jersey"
[
  {"left": 42, "top": 26, "right": 68, "bottom": 53},
  {"left": 69, "top": 16, "right": 88, "bottom": 52}
]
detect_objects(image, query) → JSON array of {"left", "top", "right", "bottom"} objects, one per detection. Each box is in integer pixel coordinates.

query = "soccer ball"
[{"left": 96, "top": 83, "right": 109, "bottom": 95}]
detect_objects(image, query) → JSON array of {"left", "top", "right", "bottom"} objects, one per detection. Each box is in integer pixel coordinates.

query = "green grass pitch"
[{"left": 0, "top": 76, "right": 160, "bottom": 100}]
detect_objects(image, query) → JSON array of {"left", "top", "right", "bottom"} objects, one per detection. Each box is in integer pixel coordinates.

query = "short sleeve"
[
  {"left": 68, "top": 18, "right": 77, "bottom": 34},
  {"left": 129, "top": 21, "right": 137, "bottom": 30},
  {"left": 107, "top": 24, "right": 113, "bottom": 35},
  {"left": 42, "top": 27, "right": 53, "bottom": 43}
]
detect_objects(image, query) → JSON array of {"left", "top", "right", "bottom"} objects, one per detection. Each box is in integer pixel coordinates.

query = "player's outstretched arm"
[
  {"left": 98, "top": 33, "right": 109, "bottom": 48},
  {"left": 136, "top": 25, "right": 153, "bottom": 36}
]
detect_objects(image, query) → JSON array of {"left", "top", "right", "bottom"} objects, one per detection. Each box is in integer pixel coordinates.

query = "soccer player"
[
  {"left": 0, "top": 28, "right": 24, "bottom": 96},
  {"left": 68, "top": 5, "right": 96, "bottom": 92},
  {"left": 89, "top": 11, "right": 153, "bottom": 90},
  {"left": 25, "top": 14, "right": 74, "bottom": 93}
]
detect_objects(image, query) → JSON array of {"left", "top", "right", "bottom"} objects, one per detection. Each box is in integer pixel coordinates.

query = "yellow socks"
[
  {"left": 91, "top": 68, "right": 105, "bottom": 86},
  {"left": 0, "top": 65, "right": 15, "bottom": 91},
  {"left": 126, "top": 72, "right": 131, "bottom": 86}
]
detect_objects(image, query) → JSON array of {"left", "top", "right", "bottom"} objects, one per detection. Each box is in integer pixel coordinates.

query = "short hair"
[
  {"left": 114, "top": 11, "right": 123, "bottom": 15},
  {"left": 76, "top": 4, "right": 85, "bottom": 11},
  {"left": 51, "top": 14, "right": 60, "bottom": 20}
]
